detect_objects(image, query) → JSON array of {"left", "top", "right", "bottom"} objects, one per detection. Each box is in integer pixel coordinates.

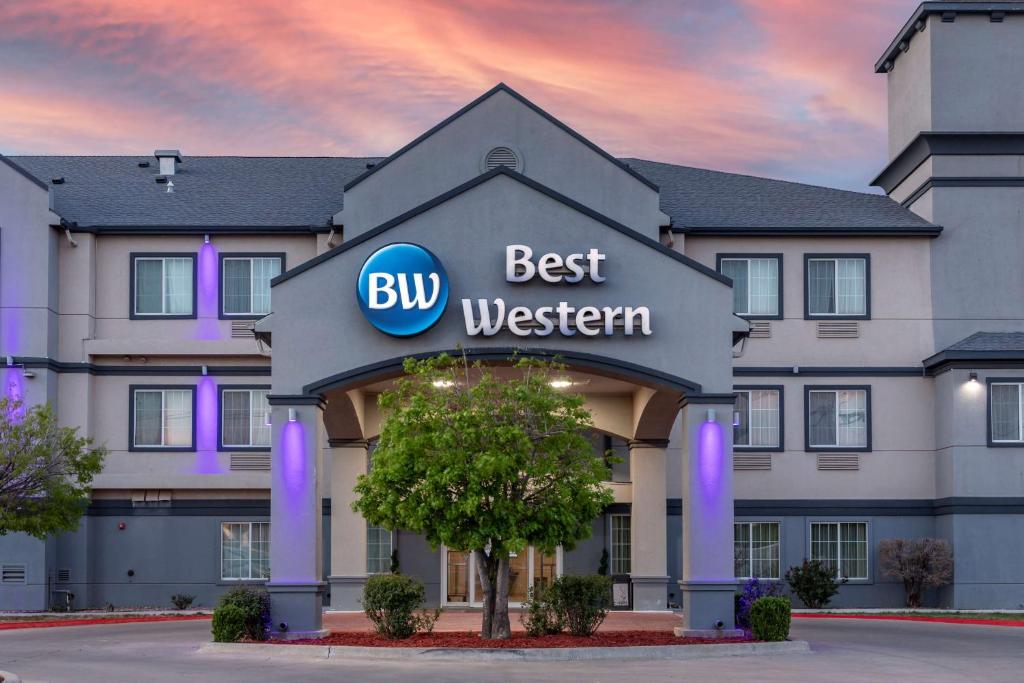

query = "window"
[
  {"left": 221, "top": 522, "right": 270, "bottom": 580},
  {"left": 734, "top": 387, "right": 783, "bottom": 450},
  {"left": 609, "top": 514, "right": 631, "bottom": 575},
  {"left": 132, "top": 255, "right": 195, "bottom": 317},
  {"left": 131, "top": 387, "right": 194, "bottom": 449},
  {"left": 990, "top": 381, "right": 1024, "bottom": 444},
  {"left": 367, "top": 524, "right": 394, "bottom": 574},
  {"left": 220, "top": 387, "right": 270, "bottom": 449},
  {"left": 810, "top": 522, "right": 868, "bottom": 580},
  {"left": 221, "top": 255, "right": 283, "bottom": 317},
  {"left": 734, "top": 522, "right": 780, "bottom": 579},
  {"left": 717, "top": 255, "right": 782, "bottom": 318},
  {"left": 806, "top": 386, "right": 870, "bottom": 451},
  {"left": 805, "top": 255, "right": 869, "bottom": 319}
]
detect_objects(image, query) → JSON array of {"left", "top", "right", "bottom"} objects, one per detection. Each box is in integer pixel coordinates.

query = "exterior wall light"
[
  {"left": 732, "top": 411, "right": 741, "bottom": 427},
  {"left": 265, "top": 411, "right": 272, "bottom": 427},
  {"left": 4, "top": 356, "right": 12, "bottom": 367},
  {"left": 706, "top": 408, "right": 716, "bottom": 422},
  {"left": 201, "top": 365, "right": 208, "bottom": 376},
  {"left": 203, "top": 234, "right": 210, "bottom": 244},
  {"left": 969, "top": 372, "right": 979, "bottom": 384},
  {"left": 22, "top": 370, "right": 35, "bottom": 379},
  {"left": 550, "top": 379, "right": 574, "bottom": 389},
  {"left": 288, "top": 408, "right": 298, "bottom": 422}
]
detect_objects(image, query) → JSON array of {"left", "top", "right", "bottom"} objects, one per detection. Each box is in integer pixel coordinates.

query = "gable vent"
[
  {"left": 817, "top": 453, "right": 860, "bottom": 471},
  {"left": 748, "top": 321, "right": 772, "bottom": 339},
  {"left": 1, "top": 564, "right": 26, "bottom": 584},
  {"left": 734, "top": 453, "right": 772, "bottom": 471},
  {"left": 816, "top": 321, "right": 859, "bottom": 339},
  {"left": 231, "top": 453, "right": 271, "bottom": 471},
  {"left": 484, "top": 146, "right": 520, "bottom": 172}
]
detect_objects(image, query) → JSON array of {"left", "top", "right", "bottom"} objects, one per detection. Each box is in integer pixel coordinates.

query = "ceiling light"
[
  {"left": 432, "top": 379, "right": 455, "bottom": 388},
  {"left": 549, "top": 379, "right": 574, "bottom": 389}
]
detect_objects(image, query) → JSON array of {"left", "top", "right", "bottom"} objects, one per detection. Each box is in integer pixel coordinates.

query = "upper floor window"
[
  {"left": 990, "top": 380, "right": 1024, "bottom": 444},
  {"left": 717, "top": 255, "right": 781, "bottom": 319},
  {"left": 734, "top": 387, "right": 783, "bottom": 451},
  {"left": 805, "top": 255, "right": 869, "bottom": 319},
  {"left": 220, "top": 387, "right": 271, "bottom": 450},
  {"left": 734, "top": 521, "right": 780, "bottom": 579},
  {"left": 221, "top": 521, "right": 269, "bottom": 581},
  {"left": 221, "top": 255, "right": 284, "bottom": 318},
  {"left": 805, "top": 386, "right": 870, "bottom": 451},
  {"left": 131, "top": 386, "right": 195, "bottom": 450},
  {"left": 810, "top": 521, "right": 868, "bottom": 580},
  {"left": 132, "top": 254, "right": 195, "bottom": 318}
]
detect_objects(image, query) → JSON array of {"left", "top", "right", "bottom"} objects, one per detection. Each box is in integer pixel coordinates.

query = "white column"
[
  {"left": 677, "top": 398, "right": 741, "bottom": 637},
  {"left": 628, "top": 439, "right": 669, "bottom": 609},
  {"left": 267, "top": 398, "right": 326, "bottom": 639},
  {"left": 328, "top": 440, "right": 369, "bottom": 609}
]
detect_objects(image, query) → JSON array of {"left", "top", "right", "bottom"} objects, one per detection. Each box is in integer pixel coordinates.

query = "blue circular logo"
[{"left": 357, "top": 243, "right": 449, "bottom": 337}]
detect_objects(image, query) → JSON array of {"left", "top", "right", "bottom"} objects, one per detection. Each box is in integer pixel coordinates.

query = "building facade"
[{"left": 1, "top": 2, "right": 1024, "bottom": 633}]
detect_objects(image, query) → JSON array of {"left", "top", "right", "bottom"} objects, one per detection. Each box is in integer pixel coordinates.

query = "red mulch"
[
  {"left": 0, "top": 614, "right": 211, "bottom": 631},
  {"left": 793, "top": 614, "right": 1024, "bottom": 628},
  {"left": 276, "top": 630, "right": 753, "bottom": 648}
]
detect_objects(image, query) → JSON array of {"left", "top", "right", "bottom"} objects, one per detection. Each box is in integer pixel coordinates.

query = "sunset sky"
[{"left": 0, "top": 0, "right": 920, "bottom": 191}]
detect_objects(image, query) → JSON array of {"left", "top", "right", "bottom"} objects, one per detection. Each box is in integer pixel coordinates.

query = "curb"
[
  {"left": 0, "top": 615, "right": 212, "bottom": 631},
  {"left": 199, "top": 639, "right": 811, "bottom": 662},
  {"left": 793, "top": 614, "right": 1024, "bottom": 628},
  {"left": 0, "top": 671, "right": 22, "bottom": 683}
]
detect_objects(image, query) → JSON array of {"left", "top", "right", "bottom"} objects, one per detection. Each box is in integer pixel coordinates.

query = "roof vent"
[
  {"left": 138, "top": 161, "right": 150, "bottom": 168},
  {"left": 484, "top": 146, "right": 520, "bottom": 172},
  {"left": 51, "top": 177, "right": 65, "bottom": 185},
  {"left": 154, "top": 149, "right": 182, "bottom": 176}
]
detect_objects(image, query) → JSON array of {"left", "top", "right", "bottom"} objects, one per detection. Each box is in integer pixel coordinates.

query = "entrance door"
[{"left": 442, "top": 547, "right": 562, "bottom": 607}]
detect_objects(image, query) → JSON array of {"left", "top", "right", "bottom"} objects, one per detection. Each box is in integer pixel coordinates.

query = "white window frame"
[
  {"left": 220, "top": 388, "right": 271, "bottom": 449},
  {"left": 806, "top": 387, "right": 870, "bottom": 451},
  {"left": 131, "top": 387, "right": 194, "bottom": 449},
  {"left": 734, "top": 521, "right": 781, "bottom": 580},
  {"left": 367, "top": 523, "right": 395, "bottom": 575},
  {"left": 989, "top": 381, "right": 1024, "bottom": 443},
  {"left": 805, "top": 256, "right": 868, "bottom": 318},
  {"left": 221, "top": 255, "right": 283, "bottom": 317},
  {"left": 132, "top": 255, "right": 194, "bottom": 317},
  {"left": 733, "top": 387, "right": 782, "bottom": 450},
  {"left": 809, "top": 521, "right": 869, "bottom": 581},
  {"left": 718, "top": 256, "right": 781, "bottom": 318},
  {"left": 220, "top": 521, "right": 270, "bottom": 581},
  {"left": 609, "top": 513, "right": 631, "bottom": 575}
]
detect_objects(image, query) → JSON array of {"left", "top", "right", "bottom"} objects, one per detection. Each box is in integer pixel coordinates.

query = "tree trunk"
[
  {"left": 491, "top": 554, "right": 512, "bottom": 639},
  {"left": 474, "top": 549, "right": 496, "bottom": 639},
  {"left": 473, "top": 548, "right": 512, "bottom": 639}
]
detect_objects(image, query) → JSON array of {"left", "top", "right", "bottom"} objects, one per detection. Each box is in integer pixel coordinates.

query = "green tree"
[
  {"left": 0, "top": 398, "right": 106, "bottom": 538},
  {"left": 354, "top": 354, "right": 613, "bottom": 639}
]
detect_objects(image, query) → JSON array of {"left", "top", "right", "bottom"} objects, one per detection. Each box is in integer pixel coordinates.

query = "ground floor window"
[
  {"left": 990, "top": 381, "right": 1024, "bottom": 443},
  {"left": 609, "top": 513, "right": 631, "bottom": 575},
  {"left": 221, "top": 521, "right": 269, "bottom": 580},
  {"left": 443, "top": 546, "right": 560, "bottom": 605},
  {"left": 367, "top": 524, "right": 393, "bottom": 574},
  {"left": 810, "top": 521, "right": 868, "bottom": 580},
  {"left": 734, "top": 522, "right": 780, "bottom": 579}
]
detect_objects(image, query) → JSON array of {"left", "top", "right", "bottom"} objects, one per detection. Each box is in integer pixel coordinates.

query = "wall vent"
[
  {"left": 230, "top": 453, "right": 271, "bottom": 471},
  {"left": 484, "top": 146, "right": 520, "bottom": 172},
  {"left": 816, "top": 321, "right": 859, "bottom": 339},
  {"left": 734, "top": 453, "right": 772, "bottom": 471},
  {"left": 748, "top": 321, "right": 772, "bottom": 339},
  {"left": 816, "top": 453, "right": 860, "bottom": 471},
  {"left": 231, "top": 320, "right": 256, "bottom": 338},
  {"left": 1, "top": 564, "right": 26, "bottom": 584},
  {"left": 57, "top": 569, "right": 71, "bottom": 583}
]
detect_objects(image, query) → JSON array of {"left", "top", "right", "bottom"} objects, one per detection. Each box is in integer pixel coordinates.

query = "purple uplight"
[
  {"left": 698, "top": 419, "right": 724, "bottom": 495},
  {"left": 195, "top": 241, "right": 221, "bottom": 340},
  {"left": 192, "top": 375, "right": 223, "bottom": 474},
  {"left": 281, "top": 420, "right": 308, "bottom": 495}
]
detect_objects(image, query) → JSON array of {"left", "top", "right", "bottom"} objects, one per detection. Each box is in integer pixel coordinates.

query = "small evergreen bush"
[
  {"left": 211, "top": 603, "right": 247, "bottom": 643},
  {"left": 520, "top": 584, "right": 562, "bottom": 636},
  {"left": 211, "top": 586, "right": 271, "bottom": 641},
  {"left": 749, "top": 596, "right": 791, "bottom": 641},
  {"left": 735, "top": 577, "right": 783, "bottom": 629},
  {"left": 785, "top": 559, "right": 844, "bottom": 608},
  {"left": 362, "top": 573, "right": 440, "bottom": 639},
  {"left": 171, "top": 593, "right": 196, "bottom": 610},
  {"left": 548, "top": 575, "right": 612, "bottom": 637}
]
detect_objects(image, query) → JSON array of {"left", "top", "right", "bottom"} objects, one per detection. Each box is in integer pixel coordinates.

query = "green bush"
[
  {"left": 520, "top": 584, "right": 563, "bottom": 636},
  {"left": 548, "top": 575, "right": 612, "bottom": 637},
  {"left": 362, "top": 573, "right": 440, "bottom": 639},
  {"left": 212, "top": 586, "right": 271, "bottom": 641},
  {"left": 211, "top": 604, "right": 248, "bottom": 643},
  {"left": 785, "top": 559, "right": 843, "bottom": 608},
  {"left": 171, "top": 593, "right": 195, "bottom": 610},
  {"left": 749, "top": 596, "right": 791, "bottom": 641}
]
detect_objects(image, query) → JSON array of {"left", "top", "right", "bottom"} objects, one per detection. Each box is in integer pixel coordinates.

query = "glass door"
[{"left": 442, "top": 546, "right": 561, "bottom": 607}]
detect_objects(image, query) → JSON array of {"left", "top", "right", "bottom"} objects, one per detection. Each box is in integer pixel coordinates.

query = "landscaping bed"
[{"left": 275, "top": 630, "right": 754, "bottom": 648}]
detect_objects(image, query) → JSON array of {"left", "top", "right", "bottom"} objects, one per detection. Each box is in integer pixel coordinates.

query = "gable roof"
[
  {"left": 0, "top": 154, "right": 49, "bottom": 191},
  {"left": 625, "top": 159, "right": 941, "bottom": 236},
  {"left": 341, "top": 83, "right": 658, "bottom": 193},
  {"left": 272, "top": 165, "right": 730, "bottom": 288}
]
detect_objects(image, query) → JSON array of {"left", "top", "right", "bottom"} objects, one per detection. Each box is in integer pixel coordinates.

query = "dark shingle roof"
[
  {"left": 9, "top": 154, "right": 939, "bottom": 235},
  {"left": 623, "top": 158, "right": 939, "bottom": 235},
  {"left": 944, "top": 332, "right": 1024, "bottom": 353},
  {"left": 10, "top": 156, "right": 380, "bottom": 228}
]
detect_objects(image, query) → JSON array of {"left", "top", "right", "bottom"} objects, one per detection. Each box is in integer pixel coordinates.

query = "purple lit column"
[
  {"left": 267, "top": 398, "right": 327, "bottom": 639},
  {"left": 677, "top": 398, "right": 741, "bottom": 637},
  {"left": 195, "top": 240, "right": 221, "bottom": 340}
]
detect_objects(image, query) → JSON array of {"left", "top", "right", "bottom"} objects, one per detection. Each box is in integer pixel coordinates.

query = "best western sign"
[{"left": 357, "top": 243, "right": 651, "bottom": 338}]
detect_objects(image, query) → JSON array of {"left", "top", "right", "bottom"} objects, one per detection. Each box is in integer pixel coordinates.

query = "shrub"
[
  {"left": 750, "top": 596, "right": 791, "bottom": 641},
  {"left": 212, "top": 586, "right": 270, "bottom": 641},
  {"left": 211, "top": 603, "right": 247, "bottom": 643},
  {"left": 785, "top": 560, "right": 844, "bottom": 608},
  {"left": 520, "top": 584, "right": 562, "bottom": 636},
  {"left": 362, "top": 573, "right": 440, "bottom": 639},
  {"left": 171, "top": 593, "right": 196, "bottom": 610},
  {"left": 735, "top": 577, "right": 783, "bottom": 629},
  {"left": 597, "top": 548, "right": 610, "bottom": 576},
  {"left": 548, "top": 575, "right": 612, "bottom": 637},
  {"left": 878, "top": 538, "right": 953, "bottom": 608}
]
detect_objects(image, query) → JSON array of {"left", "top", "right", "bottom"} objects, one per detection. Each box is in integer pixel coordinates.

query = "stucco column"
[
  {"left": 328, "top": 440, "right": 369, "bottom": 609},
  {"left": 677, "top": 397, "right": 741, "bottom": 637},
  {"left": 628, "top": 439, "right": 669, "bottom": 610},
  {"left": 267, "top": 397, "right": 327, "bottom": 639}
]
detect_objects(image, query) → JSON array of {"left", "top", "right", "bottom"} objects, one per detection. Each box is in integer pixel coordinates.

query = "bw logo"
[{"left": 357, "top": 243, "right": 449, "bottom": 337}]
